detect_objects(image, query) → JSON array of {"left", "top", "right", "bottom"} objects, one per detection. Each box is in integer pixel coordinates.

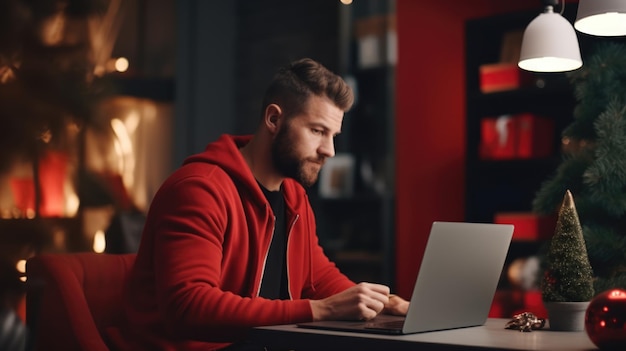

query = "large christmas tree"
[
  {"left": 0, "top": 0, "right": 113, "bottom": 337},
  {"left": 0, "top": 0, "right": 110, "bottom": 171},
  {"left": 533, "top": 41, "right": 626, "bottom": 293}
]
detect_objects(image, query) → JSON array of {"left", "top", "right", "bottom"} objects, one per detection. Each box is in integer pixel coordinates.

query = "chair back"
[{"left": 27, "top": 252, "right": 136, "bottom": 351}]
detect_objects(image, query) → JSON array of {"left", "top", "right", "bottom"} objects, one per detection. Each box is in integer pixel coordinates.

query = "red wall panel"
[{"left": 394, "top": 0, "right": 541, "bottom": 297}]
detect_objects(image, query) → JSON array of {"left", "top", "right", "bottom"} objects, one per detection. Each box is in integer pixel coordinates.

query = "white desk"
[{"left": 249, "top": 318, "right": 598, "bottom": 351}]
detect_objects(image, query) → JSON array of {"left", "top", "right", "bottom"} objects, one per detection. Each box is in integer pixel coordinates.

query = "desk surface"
[{"left": 250, "top": 318, "right": 598, "bottom": 351}]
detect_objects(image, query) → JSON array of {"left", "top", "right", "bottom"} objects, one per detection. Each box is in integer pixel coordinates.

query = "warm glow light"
[
  {"left": 575, "top": 12, "right": 626, "bottom": 36},
  {"left": 93, "top": 230, "right": 106, "bottom": 253},
  {"left": 66, "top": 192, "right": 80, "bottom": 216},
  {"left": 25, "top": 209, "right": 36, "bottom": 219},
  {"left": 40, "top": 13, "right": 66, "bottom": 46},
  {"left": 0, "top": 65, "right": 17, "bottom": 83},
  {"left": 111, "top": 117, "right": 136, "bottom": 187},
  {"left": 40, "top": 130, "right": 52, "bottom": 143},
  {"left": 519, "top": 56, "right": 582, "bottom": 73},
  {"left": 340, "top": 0, "right": 352, "bottom": 4},
  {"left": 16, "top": 260, "right": 26, "bottom": 273},
  {"left": 576, "top": 0, "right": 626, "bottom": 37},
  {"left": 125, "top": 112, "right": 140, "bottom": 134},
  {"left": 112, "top": 135, "right": 125, "bottom": 176},
  {"left": 17, "top": 259, "right": 27, "bottom": 282},
  {"left": 94, "top": 64, "right": 106, "bottom": 77},
  {"left": 115, "top": 57, "right": 129, "bottom": 72},
  {"left": 111, "top": 118, "right": 133, "bottom": 157}
]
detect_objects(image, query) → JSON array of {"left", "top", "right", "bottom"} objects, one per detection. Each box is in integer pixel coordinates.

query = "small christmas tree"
[
  {"left": 533, "top": 41, "right": 626, "bottom": 293},
  {"left": 541, "top": 190, "right": 594, "bottom": 302}
]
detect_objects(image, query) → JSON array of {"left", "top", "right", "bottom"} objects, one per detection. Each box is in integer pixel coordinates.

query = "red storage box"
[
  {"left": 479, "top": 63, "right": 533, "bottom": 93},
  {"left": 480, "top": 113, "right": 555, "bottom": 160},
  {"left": 480, "top": 115, "right": 517, "bottom": 159},
  {"left": 516, "top": 113, "right": 554, "bottom": 159},
  {"left": 494, "top": 212, "right": 556, "bottom": 241}
]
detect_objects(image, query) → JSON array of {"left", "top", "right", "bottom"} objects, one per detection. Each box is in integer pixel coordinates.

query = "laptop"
[{"left": 297, "top": 221, "right": 514, "bottom": 335}]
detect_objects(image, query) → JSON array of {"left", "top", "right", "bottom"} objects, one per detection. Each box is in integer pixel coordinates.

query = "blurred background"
[{"left": 2, "top": 0, "right": 605, "bottom": 343}]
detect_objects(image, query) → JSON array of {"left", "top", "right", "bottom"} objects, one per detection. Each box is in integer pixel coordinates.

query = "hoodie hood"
[
  {"left": 183, "top": 134, "right": 266, "bottom": 207},
  {"left": 182, "top": 134, "right": 308, "bottom": 211},
  {"left": 183, "top": 134, "right": 252, "bottom": 183}
]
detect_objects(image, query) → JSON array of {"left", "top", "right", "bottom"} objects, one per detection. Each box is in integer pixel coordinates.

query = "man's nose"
[{"left": 319, "top": 136, "right": 335, "bottom": 158}]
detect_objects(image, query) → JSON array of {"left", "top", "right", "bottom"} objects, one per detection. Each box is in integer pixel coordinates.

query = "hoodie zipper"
[
  {"left": 255, "top": 213, "right": 300, "bottom": 299},
  {"left": 285, "top": 214, "right": 300, "bottom": 299}
]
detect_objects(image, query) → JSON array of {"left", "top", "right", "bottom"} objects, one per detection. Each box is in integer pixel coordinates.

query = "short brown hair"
[{"left": 261, "top": 58, "right": 354, "bottom": 119}]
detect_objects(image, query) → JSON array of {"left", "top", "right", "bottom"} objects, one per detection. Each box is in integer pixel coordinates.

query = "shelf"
[
  {"left": 474, "top": 157, "right": 559, "bottom": 167},
  {"left": 469, "top": 84, "right": 574, "bottom": 111},
  {"left": 465, "top": 9, "right": 578, "bottom": 224},
  {"left": 465, "top": 8, "right": 579, "bottom": 318}
]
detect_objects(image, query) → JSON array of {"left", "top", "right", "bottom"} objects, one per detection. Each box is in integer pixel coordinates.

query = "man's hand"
[
  {"left": 382, "top": 294, "right": 410, "bottom": 316},
  {"left": 310, "top": 282, "right": 390, "bottom": 321}
]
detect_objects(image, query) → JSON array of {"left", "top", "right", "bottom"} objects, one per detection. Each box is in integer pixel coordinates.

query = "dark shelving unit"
[{"left": 465, "top": 6, "right": 579, "bottom": 317}]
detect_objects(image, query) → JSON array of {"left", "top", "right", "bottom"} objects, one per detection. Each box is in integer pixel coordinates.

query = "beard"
[{"left": 271, "top": 124, "right": 323, "bottom": 188}]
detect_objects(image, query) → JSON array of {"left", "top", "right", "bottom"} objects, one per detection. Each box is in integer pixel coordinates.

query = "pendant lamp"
[
  {"left": 518, "top": 4, "right": 582, "bottom": 72},
  {"left": 575, "top": 0, "right": 626, "bottom": 36}
]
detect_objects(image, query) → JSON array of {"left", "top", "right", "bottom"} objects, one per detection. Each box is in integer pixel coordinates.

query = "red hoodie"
[{"left": 107, "top": 134, "right": 355, "bottom": 351}]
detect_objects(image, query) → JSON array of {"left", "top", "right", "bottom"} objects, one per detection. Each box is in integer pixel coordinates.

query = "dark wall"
[
  {"left": 234, "top": 0, "right": 342, "bottom": 134},
  {"left": 175, "top": 0, "right": 342, "bottom": 166},
  {"left": 175, "top": 0, "right": 237, "bottom": 166}
]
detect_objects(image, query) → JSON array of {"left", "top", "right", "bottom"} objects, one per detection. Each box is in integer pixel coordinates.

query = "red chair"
[{"left": 26, "top": 252, "right": 136, "bottom": 351}]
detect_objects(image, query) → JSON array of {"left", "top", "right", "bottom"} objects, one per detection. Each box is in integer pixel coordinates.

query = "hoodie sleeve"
[
  {"left": 306, "top": 240, "right": 356, "bottom": 300},
  {"left": 301, "top": 199, "right": 356, "bottom": 299},
  {"left": 148, "top": 166, "right": 313, "bottom": 342}
]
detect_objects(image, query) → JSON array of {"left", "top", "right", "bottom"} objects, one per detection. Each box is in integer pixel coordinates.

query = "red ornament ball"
[{"left": 585, "top": 289, "right": 626, "bottom": 350}]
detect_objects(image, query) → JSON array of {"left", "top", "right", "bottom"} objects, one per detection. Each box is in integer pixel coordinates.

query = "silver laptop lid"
[{"left": 403, "top": 221, "right": 513, "bottom": 333}]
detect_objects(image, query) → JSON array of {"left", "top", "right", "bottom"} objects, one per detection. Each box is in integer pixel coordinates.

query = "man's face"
[{"left": 271, "top": 95, "right": 344, "bottom": 187}]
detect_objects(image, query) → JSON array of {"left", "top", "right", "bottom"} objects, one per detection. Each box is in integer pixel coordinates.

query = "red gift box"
[
  {"left": 479, "top": 63, "right": 533, "bottom": 93},
  {"left": 480, "top": 113, "right": 555, "bottom": 160},
  {"left": 494, "top": 212, "right": 556, "bottom": 241},
  {"left": 480, "top": 115, "right": 516, "bottom": 159},
  {"left": 9, "top": 150, "right": 68, "bottom": 217},
  {"left": 516, "top": 113, "right": 554, "bottom": 159}
]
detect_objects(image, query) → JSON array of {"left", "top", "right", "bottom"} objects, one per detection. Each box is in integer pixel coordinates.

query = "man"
[{"left": 109, "top": 58, "right": 408, "bottom": 351}]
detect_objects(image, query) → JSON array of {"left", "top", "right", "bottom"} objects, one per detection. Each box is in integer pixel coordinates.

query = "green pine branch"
[{"left": 534, "top": 41, "right": 626, "bottom": 293}]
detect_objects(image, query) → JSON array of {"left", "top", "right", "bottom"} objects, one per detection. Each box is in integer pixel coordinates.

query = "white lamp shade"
[
  {"left": 518, "top": 9, "right": 582, "bottom": 72},
  {"left": 575, "top": 0, "right": 626, "bottom": 36}
]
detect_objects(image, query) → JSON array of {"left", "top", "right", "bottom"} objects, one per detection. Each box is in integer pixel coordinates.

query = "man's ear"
[{"left": 264, "top": 104, "right": 283, "bottom": 134}]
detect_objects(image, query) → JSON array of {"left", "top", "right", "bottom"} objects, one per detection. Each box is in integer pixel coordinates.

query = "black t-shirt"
[{"left": 258, "top": 183, "right": 289, "bottom": 300}]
